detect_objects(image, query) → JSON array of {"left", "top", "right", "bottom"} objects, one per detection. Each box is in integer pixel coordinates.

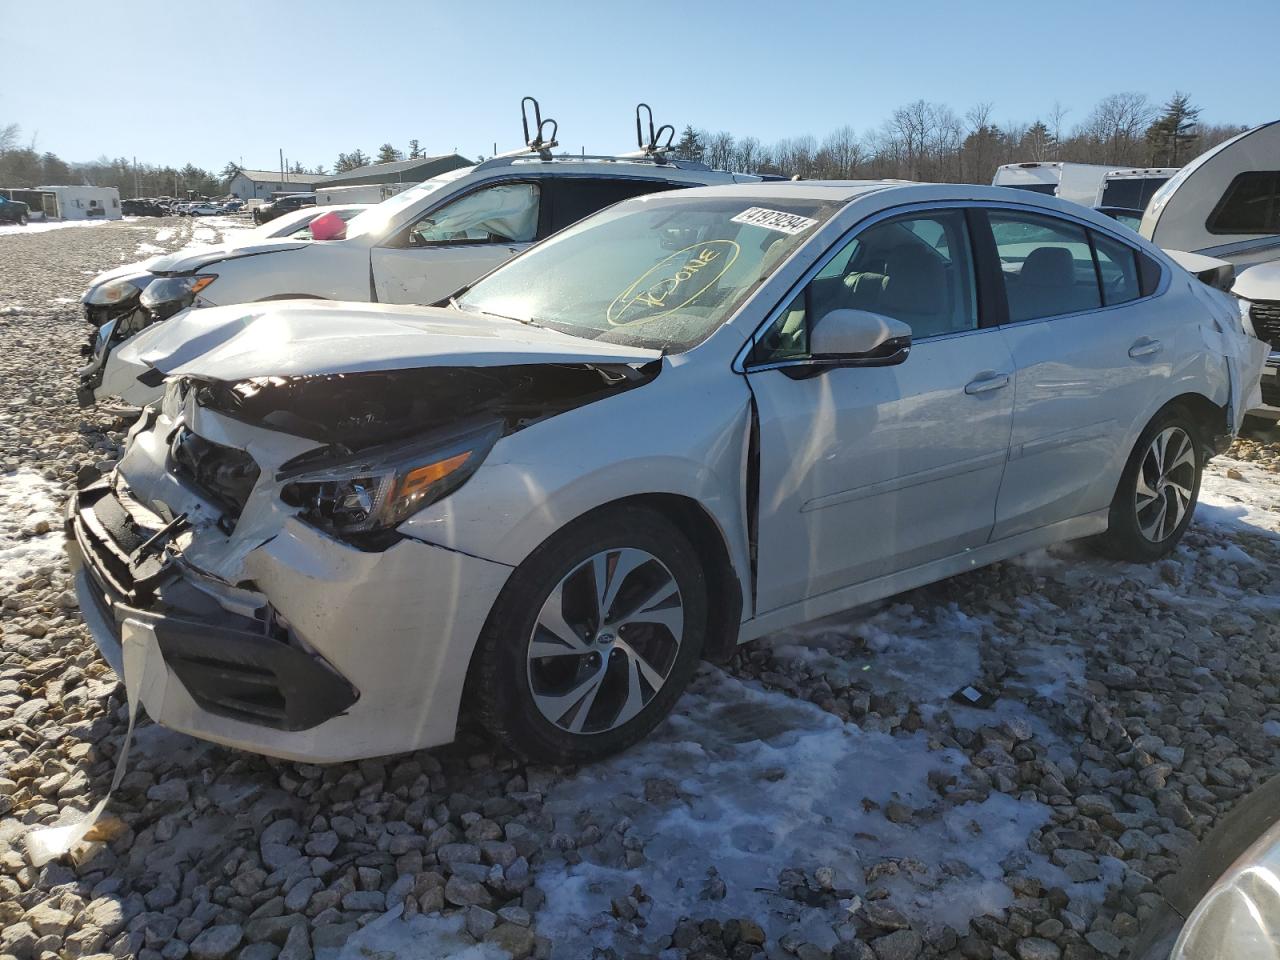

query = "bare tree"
[
  {"left": 0, "top": 123, "right": 18, "bottom": 153},
  {"left": 1048, "top": 102, "right": 1070, "bottom": 159},
  {"left": 705, "top": 131, "right": 736, "bottom": 172},
  {"left": 1082, "top": 92, "right": 1157, "bottom": 164},
  {"left": 821, "top": 125, "right": 861, "bottom": 179}
]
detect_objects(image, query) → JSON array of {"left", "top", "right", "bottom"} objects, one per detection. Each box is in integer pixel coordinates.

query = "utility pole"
[{"left": 279, "top": 148, "right": 284, "bottom": 194}]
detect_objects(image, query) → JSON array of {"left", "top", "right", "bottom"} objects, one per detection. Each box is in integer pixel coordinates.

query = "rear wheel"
[
  {"left": 18, "top": 213, "right": 27, "bottom": 226},
  {"left": 1095, "top": 406, "right": 1202, "bottom": 561},
  {"left": 471, "top": 506, "right": 707, "bottom": 764}
]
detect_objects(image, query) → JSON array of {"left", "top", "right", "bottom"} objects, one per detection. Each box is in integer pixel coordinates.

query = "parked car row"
[
  {"left": 121, "top": 198, "right": 246, "bottom": 217},
  {"left": 66, "top": 103, "right": 1268, "bottom": 766}
]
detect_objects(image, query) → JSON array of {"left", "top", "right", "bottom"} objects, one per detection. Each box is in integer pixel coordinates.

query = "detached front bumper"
[{"left": 68, "top": 479, "right": 514, "bottom": 762}]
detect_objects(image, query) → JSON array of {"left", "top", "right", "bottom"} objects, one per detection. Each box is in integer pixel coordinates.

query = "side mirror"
[
  {"left": 810, "top": 309, "right": 912, "bottom": 365},
  {"left": 308, "top": 211, "right": 347, "bottom": 241}
]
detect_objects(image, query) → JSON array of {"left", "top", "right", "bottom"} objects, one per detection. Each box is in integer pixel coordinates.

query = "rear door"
[{"left": 984, "top": 208, "right": 1175, "bottom": 538}]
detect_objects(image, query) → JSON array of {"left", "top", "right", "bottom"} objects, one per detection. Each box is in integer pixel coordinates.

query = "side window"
[
  {"left": 988, "top": 212, "right": 1101, "bottom": 322},
  {"left": 540, "top": 178, "right": 676, "bottom": 236},
  {"left": 751, "top": 210, "right": 977, "bottom": 363},
  {"left": 1090, "top": 230, "right": 1141, "bottom": 306},
  {"left": 1206, "top": 171, "right": 1280, "bottom": 235},
  {"left": 408, "top": 183, "right": 540, "bottom": 246}
]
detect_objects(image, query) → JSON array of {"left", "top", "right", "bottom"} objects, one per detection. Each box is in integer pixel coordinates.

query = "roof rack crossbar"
[{"left": 490, "top": 96, "right": 561, "bottom": 161}]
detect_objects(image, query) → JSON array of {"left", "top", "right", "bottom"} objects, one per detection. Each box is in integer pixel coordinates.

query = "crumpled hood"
[
  {"left": 153, "top": 300, "right": 661, "bottom": 381},
  {"left": 1233, "top": 260, "right": 1280, "bottom": 303},
  {"left": 146, "top": 238, "right": 311, "bottom": 275}
]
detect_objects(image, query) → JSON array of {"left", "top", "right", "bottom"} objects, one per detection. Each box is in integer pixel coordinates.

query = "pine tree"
[
  {"left": 674, "top": 126, "right": 704, "bottom": 162},
  {"left": 407, "top": 139, "right": 422, "bottom": 159},
  {"left": 1146, "top": 93, "right": 1201, "bottom": 166},
  {"left": 376, "top": 143, "right": 403, "bottom": 164}
]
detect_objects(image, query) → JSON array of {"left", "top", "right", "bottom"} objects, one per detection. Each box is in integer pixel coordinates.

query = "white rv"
[
  {"left": 316, "top": 182, "right": 413, "bottom": 206},
  {"left": 1140, "top": 121, "right": 1280, "bottom": 269},
  {"left": 1142, "top": 121, "right": 1280, "bottom": 420},
  {"left": 38, "top": 185, "right": 122, "bottom": 221},
  {"left": 993, "top": 162, "right": 1175, "bottom": 210}
]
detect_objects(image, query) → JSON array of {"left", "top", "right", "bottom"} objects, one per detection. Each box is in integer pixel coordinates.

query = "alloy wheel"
[
  {"left": 1134, "top": 426, "right": 1196, "bottom": 543},
  {"left": 526, "top": 547, "right": 684, "bottom": 735}
]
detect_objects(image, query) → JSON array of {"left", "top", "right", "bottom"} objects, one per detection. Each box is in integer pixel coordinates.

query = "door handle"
[
  {"left": 1129, "top": 338, "right": 1163, "bottom": 359},
  {"left": 964, "top": 373, "right": 1010, "bottom": 395}
]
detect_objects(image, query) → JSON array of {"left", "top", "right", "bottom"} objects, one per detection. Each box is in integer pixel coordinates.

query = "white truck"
[{"left": 992, "top": 162, "right": 1176, "bottom": 210}]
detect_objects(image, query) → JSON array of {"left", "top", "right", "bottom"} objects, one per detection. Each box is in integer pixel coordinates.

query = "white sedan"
[{"left": 68, "top": 182, "right": 1267, "bottom": 763}]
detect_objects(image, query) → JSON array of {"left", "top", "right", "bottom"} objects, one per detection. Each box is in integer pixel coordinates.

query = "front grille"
[
  {"left": 73, "top": 483, "right": 173, "bottom": 605},
  {"left": 170, "top": 428, "right": 260, "bottom": 521},
  {"left": 1250, "top": 300, "right": 1280, "bottom": 347}
]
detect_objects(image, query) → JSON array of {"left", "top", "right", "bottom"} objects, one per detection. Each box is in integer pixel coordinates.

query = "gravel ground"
[{"left": 0, "top": 219, "right": 1278, "bottom": 960}]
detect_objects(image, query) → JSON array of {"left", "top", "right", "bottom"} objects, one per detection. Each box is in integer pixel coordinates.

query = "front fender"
[{"left": 400, "top": 365, "right": 755, "bottom": 618}]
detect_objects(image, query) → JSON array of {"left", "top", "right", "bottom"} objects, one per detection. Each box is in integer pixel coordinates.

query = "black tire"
[
  {"left": 471, "top": 505, "right": 707, "bottom": 764},
  {"left": 1094, "top": 405, "right": 1203, "bottom": 562},
  {"left": 18, "top": 213, "right": 27, "bottom": 226}
]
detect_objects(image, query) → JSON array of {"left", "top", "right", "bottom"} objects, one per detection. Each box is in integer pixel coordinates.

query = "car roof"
[{"left": 645, "top": 180, "right": 1143, "bottom": 223}]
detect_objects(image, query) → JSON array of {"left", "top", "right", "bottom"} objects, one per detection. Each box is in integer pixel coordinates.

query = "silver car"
[{"left": 67, "top": 182, "right": 1268, "bottom": 763}]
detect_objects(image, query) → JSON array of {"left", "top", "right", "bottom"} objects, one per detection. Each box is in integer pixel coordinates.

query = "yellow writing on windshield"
[{"left": 607, "top": 240, "right": 741, "bottom": 326}]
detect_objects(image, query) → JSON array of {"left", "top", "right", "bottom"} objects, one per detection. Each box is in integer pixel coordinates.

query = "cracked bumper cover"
[{"left": 67, "top": 482, "right": 514, "bottom": 762}]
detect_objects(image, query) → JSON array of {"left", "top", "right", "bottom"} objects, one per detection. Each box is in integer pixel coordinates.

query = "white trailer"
[
  {"left": 315, "top": 182, "right": 413, "bottom": 206},
  {"left": 1140, "top": 121, "right": 1280, "bottom": 268},
  {"left": 37, "top": 185, "right": 122, "bottom": 221},
  {"left": 993, "top": 162, "right": 1176, "bottom": 210}
]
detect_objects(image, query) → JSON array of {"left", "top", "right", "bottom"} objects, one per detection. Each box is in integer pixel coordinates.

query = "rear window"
[
  {"left": 1099, "top": 177, "right": 1169, "bottom": 210},
  {"left": 1207, "top": 171, "right": 1280, "bottom": 235}
]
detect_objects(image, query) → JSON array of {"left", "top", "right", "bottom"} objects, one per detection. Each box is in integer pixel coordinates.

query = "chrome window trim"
[{"left": 733, "top": 198, "right": 1170, "bottom": 374}]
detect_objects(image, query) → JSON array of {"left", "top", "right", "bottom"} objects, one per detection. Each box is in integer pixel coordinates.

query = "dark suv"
[
  {"left": 252, "top": 193, "right": 315, "bottom": 225},
  {"left": 0, "top": 196, "right": 29, "bottom": 225}
]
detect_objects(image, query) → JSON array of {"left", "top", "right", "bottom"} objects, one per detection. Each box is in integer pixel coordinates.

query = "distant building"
[
  {"left": 37, "top": 185, "right": 121, "bottom": 220},
  {"left": 314, "top": 154, "right": 473, "bottom": 190},
  {"left": 226, "top": 169, "right": 317, "bottom": 200}
]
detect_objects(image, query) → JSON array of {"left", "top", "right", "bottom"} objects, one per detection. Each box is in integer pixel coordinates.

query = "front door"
[
  {"left": 371, "top": 181, "right": 541, "bottom": 304},
  {"left": 747, "top": 209, "right": 1016, "bottom": 613}
]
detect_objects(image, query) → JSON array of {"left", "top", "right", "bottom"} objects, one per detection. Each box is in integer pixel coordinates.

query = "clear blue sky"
[{"left": 1, "top": 0, "right": 1275, "bottom": 171}]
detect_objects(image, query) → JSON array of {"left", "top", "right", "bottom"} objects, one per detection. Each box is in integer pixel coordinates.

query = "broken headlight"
[
  {"left": 140, "top": 274, "right": 217, "bottom": 321},
  {"left": 278, "top": 420, "right": 502, "bottom": 538},
  {"left": 84, "top": 275, "right": 149, "bottom": 307}
]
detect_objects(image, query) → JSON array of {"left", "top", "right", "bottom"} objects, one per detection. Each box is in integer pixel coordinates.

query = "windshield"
[
  {"left": 342, "top": 166, "right": 475, "bottom": 240},
  {"left": 456, "top": 194, "right": 840, "bottom": 352}
]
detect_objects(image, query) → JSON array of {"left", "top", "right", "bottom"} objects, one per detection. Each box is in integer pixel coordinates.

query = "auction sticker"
[{"left": 730, "top": 207, "right": 819, "bottom": 235}]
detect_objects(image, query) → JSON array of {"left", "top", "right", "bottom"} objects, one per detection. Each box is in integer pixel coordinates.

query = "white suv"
[{"left": 81, "top": 152, "right": 764, "bottom": 409}]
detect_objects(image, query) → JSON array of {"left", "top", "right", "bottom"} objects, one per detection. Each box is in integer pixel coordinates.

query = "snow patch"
[
  {"left": 0, "top": 469, "right": 65, "bottom": 591},
  {"left": 155, "top": 227, "right": 175, "bottom": 242},
  {"left": 0, "top": 219, "right": 115, "bottom": 237},
  {"left": 330, "top": 909, "right": 508, "bottom": 960},
  {"left": 535, "top": 667, "right": 1092, "bottom": 958}
]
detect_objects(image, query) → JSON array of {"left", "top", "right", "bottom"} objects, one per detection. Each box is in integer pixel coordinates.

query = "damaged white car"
[{"left": 68, "top": 183, "right": 1267, "bottom": 764}]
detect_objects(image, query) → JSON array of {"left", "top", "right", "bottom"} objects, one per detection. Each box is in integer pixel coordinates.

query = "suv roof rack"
[
  {"left": 472, "top": 98, "right": 716, "bottom": 174},
  {"left": 617, "top": 103, "right": 676, "bottom": 164},
  {"left": 489, "top": 97, "right": 560, "bottom": 161}
]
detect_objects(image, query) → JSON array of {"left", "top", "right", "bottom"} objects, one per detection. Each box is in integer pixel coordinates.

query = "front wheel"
[
  {"left": 471, "top": 506, "right": 707, "bottom": 764},
  {"left": 1095, "top": 406, "right": 1202, "bottom": 562}
]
